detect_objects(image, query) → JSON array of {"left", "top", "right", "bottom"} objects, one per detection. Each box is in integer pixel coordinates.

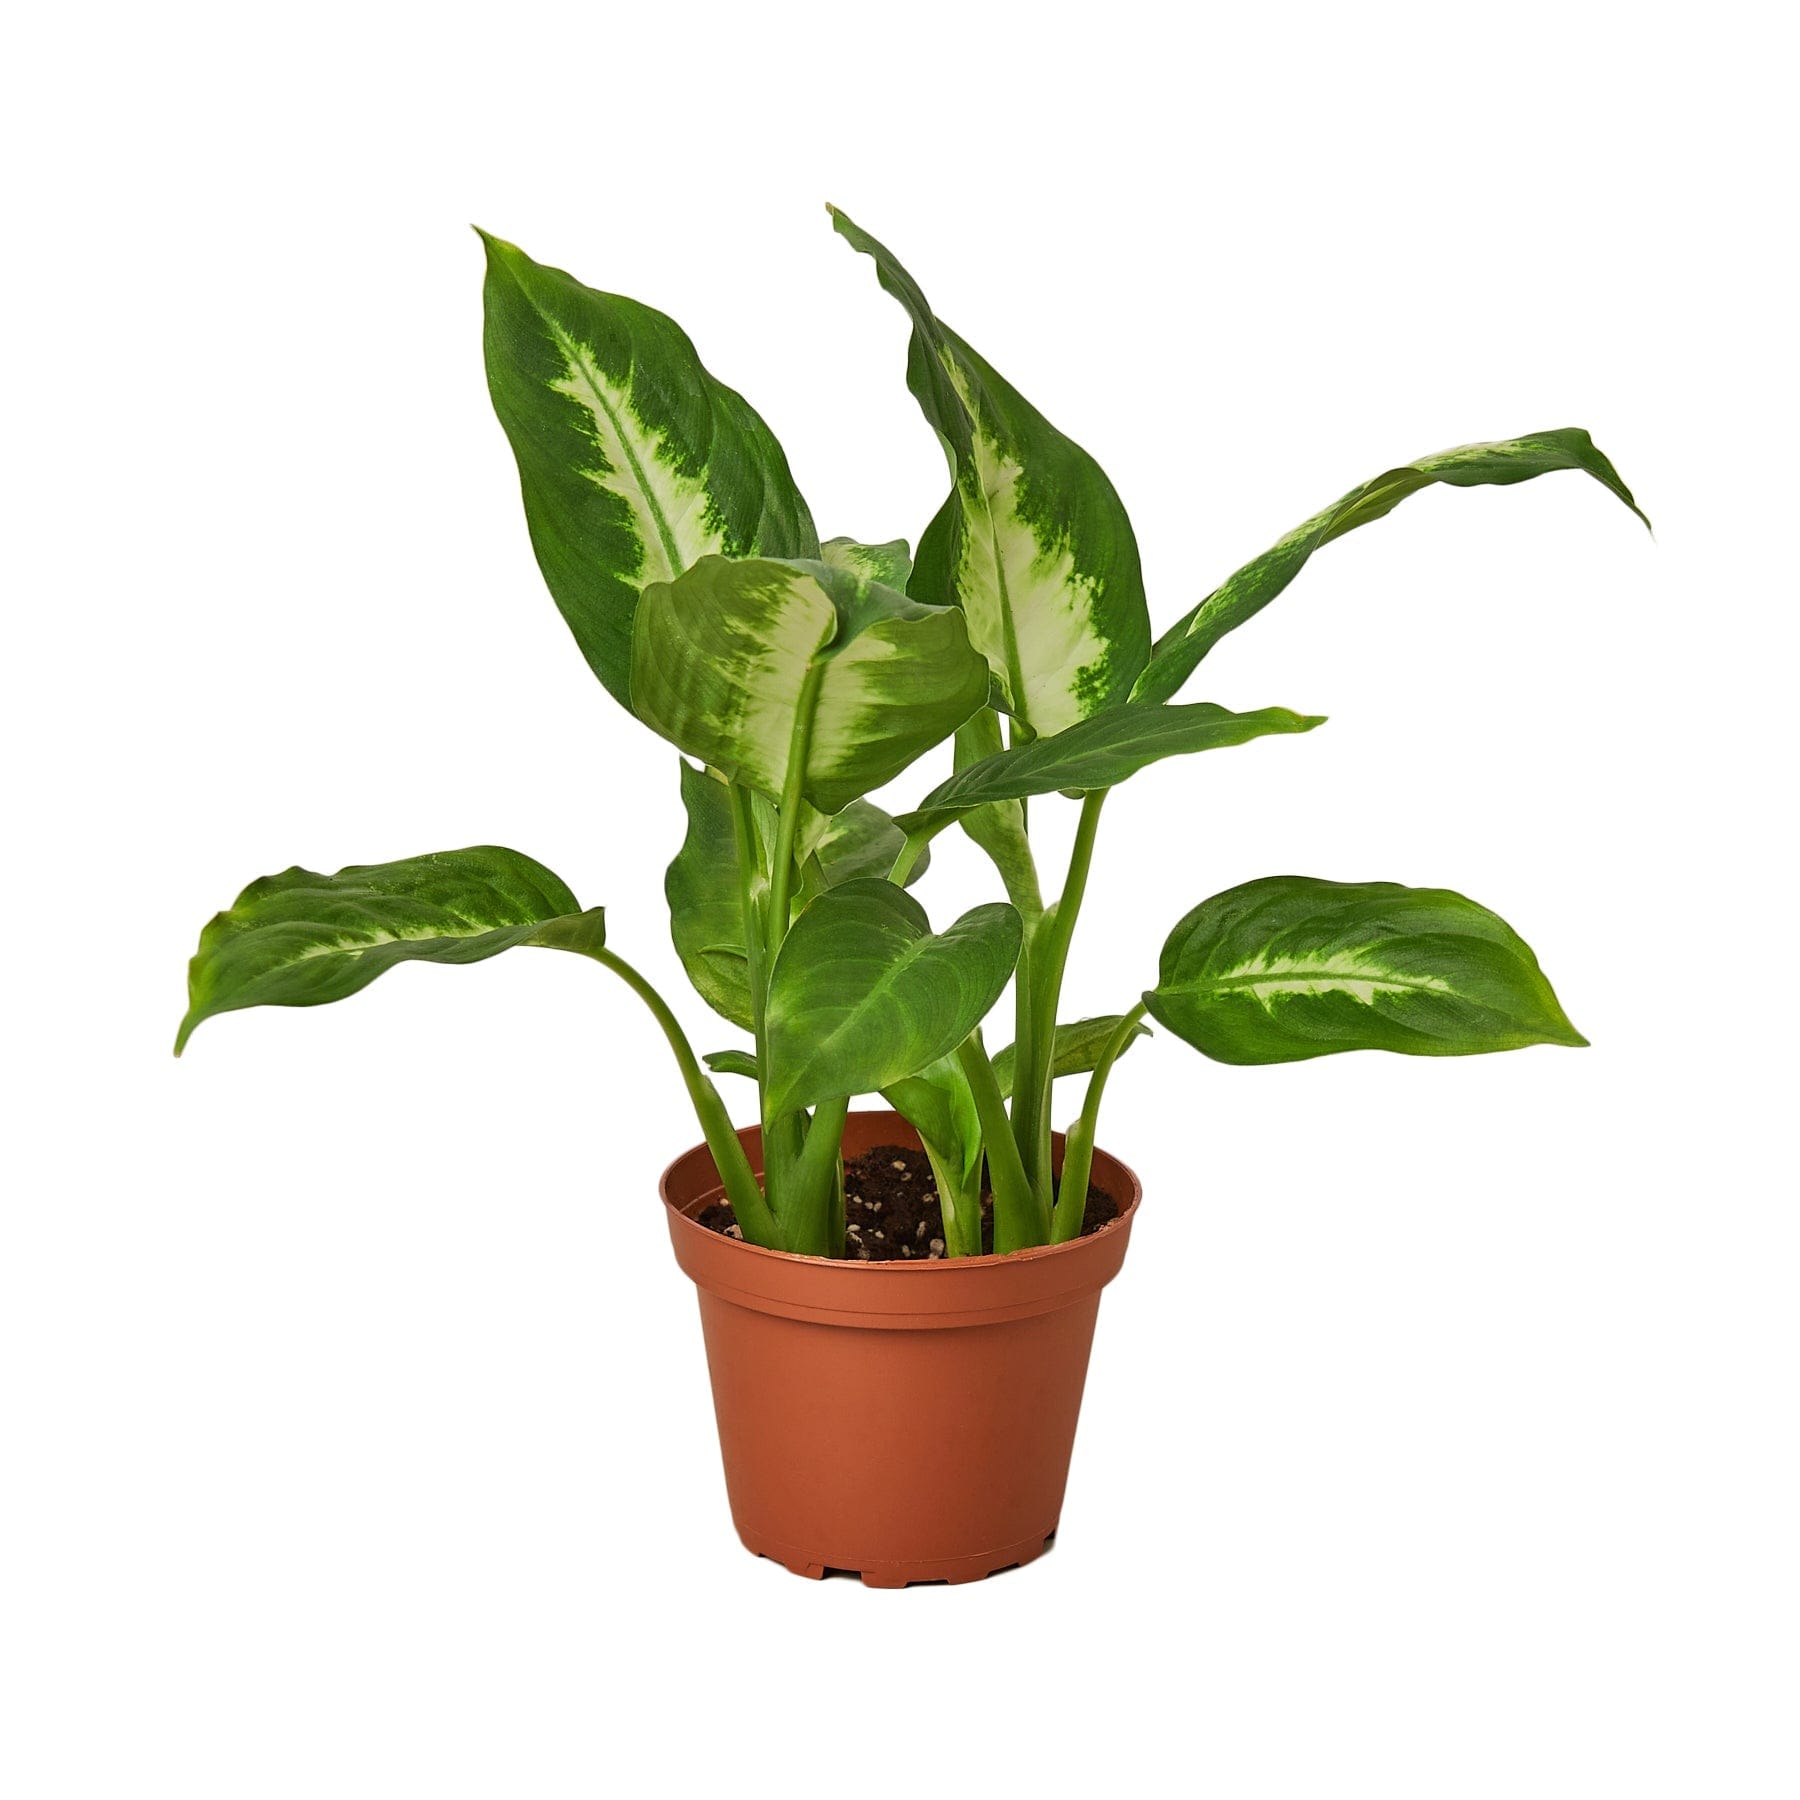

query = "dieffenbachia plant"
[{"left": 176, "top": 210, "right": 1648, "bottom": 1258}]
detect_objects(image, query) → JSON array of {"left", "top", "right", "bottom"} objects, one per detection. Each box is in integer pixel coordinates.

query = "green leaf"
[
  {"left": 763, "top": 880, "right": 1022, "bottom": 1116},
  {"left": 881, "top": 1053, "right": 983, "bottom": 1189},
  {"left": 899, "top": 702, "right": 1324, "bottom": 832},
  {"left": 631, "top": 555, "right": 989, "bottom": 813},
  {"left": 1146, "top": 876, "right": 1587, "bottom": 1064},
  {"left": 821, "top": 535, "right": 913, "bottom": 593},
  {"left": 665, "top": 761, "right": 756, "bottom": 1031},
  {"left": 802, "top": 798, "right": 929, "bottom": 896},
  {"left": 830, "top": 207, "right": 1151, "bottom": 737},
  {"left": 1133, "top": 429, "right": 1650, "bottom": 705},
  {"left": 703, "top": 1048, "right": 759, "bottom": 1080},
  {"left": 479, "top": 230, "right": 818, "bottom": 710},
  {"left": 177, "top": 847, "right": 592, "bottom": 1053},
  {"left": 990, "top": 1014, "right": 1152, "bottom": 1101}
]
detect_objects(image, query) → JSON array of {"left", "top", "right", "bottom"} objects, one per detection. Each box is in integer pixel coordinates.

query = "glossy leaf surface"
[
  {"left": 763, "top": 880, "right": 1022, "bottom": 1116},
  {"left": 831, "top": 207, "right": 1150, "bottom": 736},
  {"left": 1147, "top": 876, "right": 1587, "bottom": 1064},
  {"left": 481, "top": 231, "right": 818, "bottom": 708},
  {"left": 990, "top": 1014, "right": 1152, "bottom": 1101},
  {"left": 177, "top": 847, "right": 591, "bottom": 1052}
]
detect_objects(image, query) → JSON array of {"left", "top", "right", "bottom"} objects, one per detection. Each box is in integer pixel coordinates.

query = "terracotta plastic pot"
[{"left": 661, "top": 1109, "right": 1140, "bottom": 1587}]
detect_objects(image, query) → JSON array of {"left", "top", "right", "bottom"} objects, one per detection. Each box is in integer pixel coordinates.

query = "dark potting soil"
[{"left": 694, "top": 1144, "right": 1121, "bottom": 1260}]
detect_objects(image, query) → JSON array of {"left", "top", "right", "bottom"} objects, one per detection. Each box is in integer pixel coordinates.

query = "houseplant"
[{"left": 177, "top": 207, "right": 1646, "bottom": 1584}]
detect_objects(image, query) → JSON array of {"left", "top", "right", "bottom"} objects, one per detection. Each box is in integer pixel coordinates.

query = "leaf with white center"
[
  {"left": 480, "top": 231, "right": 818, "bottom": 710},
  {"left": 830, "top": 207, "right": 1151, "bottom": 737},
  {"left": 176, "top": 847, "right": 597, "bottom": 1053},
  {"left": 990, "top": 1014, "right": 1152, "bottom": 1101},
  {"left": 631, "top": 556, "right": 989, "bottom": 814},
  {"left": 763, "top": 880, "right": 1022, "bottom": 1116},
  {"left": 1133, "top": 429, "right": 1650, "bottom": 705},
  {"left": 898, "top": 702, "right": 1324, "bottom": 834},
  {"left": 1146, "top": 876, "right": 1587, "bottom": 1064},
  {"left": 821, "top": 535, "right": 913, "bottom": 593}
]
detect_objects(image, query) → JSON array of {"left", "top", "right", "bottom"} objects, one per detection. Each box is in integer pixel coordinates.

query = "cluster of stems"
[{"left": 586, "top": 747, "right": 1141, "bottom": 1260}]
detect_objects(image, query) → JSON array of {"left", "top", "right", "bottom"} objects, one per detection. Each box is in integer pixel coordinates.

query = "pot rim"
[{"left": 659, "top": 1107, "right": 1141, "bottom": 1275}]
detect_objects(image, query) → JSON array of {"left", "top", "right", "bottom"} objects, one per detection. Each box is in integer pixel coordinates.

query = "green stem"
[
  {"left": 590, "top": 946, "right": 776, "bottom": 1245},
  {"left": 764, "top": 665, "right": 825, "bottom": 970},
  {"left": 1052, "top": 1001, "right": 1146, "bottom": 1244},
  {"left": 1015, "top": 788, "right": 1109, "bottom": 1206},
  {"left": 888, "top": 823, "right": 941, "bottom": 887},
  {"left": 956, "top": 1031, "right": 1047, "bottom": 1251},
  {"left": 783, "top": 1094, "right": 850, "bottom": 1257}
]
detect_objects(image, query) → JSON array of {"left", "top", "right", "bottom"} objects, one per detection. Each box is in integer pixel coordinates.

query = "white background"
[{"left": 3, "top": 3, "right": 1793, "bottom": 1795}]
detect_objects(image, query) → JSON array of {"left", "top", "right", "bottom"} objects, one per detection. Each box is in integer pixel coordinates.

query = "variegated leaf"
[
  {"left": 830, "top": 208, "right": 1150, "bottom": 737},
  {"left": 1146, "top": 876, "right": 1586, "bottom": 1064},
  {"left": 763, "top": 880, "right": 1022, "bottom": 1117},
  {"left": 821, "top": 535, "right": 913, "bottom": 593},
  {"left": 631, "top": 556, "right": 988, "bottom": 814},
  {"left": 176, "top": 847, "right": 595, "bottom": 1052},
  {"left": 480, "top": 231, "right": 818, "bottom": 709},
  {"left": 1133, "top": 429, "right": 1649, "bottom": 705}
]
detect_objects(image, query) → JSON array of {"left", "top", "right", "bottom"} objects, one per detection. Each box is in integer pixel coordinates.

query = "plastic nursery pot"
[{"left": 661, "top": 1109, "right": 1140, "bottom": 1588}]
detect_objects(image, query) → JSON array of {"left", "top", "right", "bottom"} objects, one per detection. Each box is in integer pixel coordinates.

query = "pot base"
[{"left": 739, "top": 1523, "right": 1056, "bottom": 1588}]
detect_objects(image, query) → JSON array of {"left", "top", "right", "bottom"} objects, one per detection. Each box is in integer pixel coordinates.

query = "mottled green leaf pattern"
[
  {"left": 177, "top": 847, "right": 589, "bottom": 1052},
  {"left": 830, "top": 208, "right": 1151, "bottom": 736},
  {"left": 632, "top": 556, "right": 988, "bottom": 813},
  {"left": 480, "top": 231, "right": 818, "bottom": 708},
  {"left": 764, "top": 880, "right": 1022, "bottom": 1116},
  {"left": 821, "top": 535, "right": 913, "bottom": 593},
  {"left": 1134, "top": 429, "right": 1649, "bottom": 704},
  {"left": 1147, "top": 876, "right": 1587, "bottom": 1064}
]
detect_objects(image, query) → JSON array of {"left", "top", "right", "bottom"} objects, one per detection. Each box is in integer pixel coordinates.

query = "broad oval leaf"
[
  {"left": 480, "top": 231, "right": 819, "bottom": 710},
  {"left": 802, "top": 797, "right": 929, "bottom": 896},
  {"left": 1133, "top": 429, "right": 1650, "bottom": 705},
  {"left": 990, "top": 1013, "right": 1152, "bottom": 1102},
  {"left": 763, "top": 880, "right": 1022, "bottom": 1116},
  {"left": 899, "top": 702, "right": 1324, "bottom": 832},
  {"left": 177, "top": 847, "right": 592, "bottom": 1052},
  {"left": 1146, "top": 876, "right": 1587, "bottom": 1064},
  {"left": 831, "top": 207, "right": 1151, "bottom": 737},
  {"left": 631, "top": 556, "right": 989, "bottom": 813}
]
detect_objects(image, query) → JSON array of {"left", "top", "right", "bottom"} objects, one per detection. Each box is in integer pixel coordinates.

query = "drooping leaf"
[
  {"left": 176, "top": 847, "right": 593, "bottom": 1053},
  {"left": 898, "top": 702, "right": 1324, "bottom": 833},
  {"left": 1146, "top": 875, "right": 1587, "bottom": 1064},
  {"left": 479, "top": 231, "right": 818, "bottom": 709},
  {"left": 830, "top": 207, "right": 1151, "bottom": 737},
  {"left": 702, "top": 1048, "right": 759, "bottom": 1080},
  {"left": 666, "top": 761, "right": 757, "bottom": 1030},
  {"left": 990, "top": 1014, "right": 1152, "bottom": 1101},
  {"left": 763, "top": 880, "right": 1022, "bottom": 1116},
  {"left": 631, "top": 555, "right": 988, "bottom": 813},
  {"left": 821, "top": 535, "right": 913, "bottom": 593},
  {"left": 1133, "top": 429, "right": 1650, "bottom": 705}
]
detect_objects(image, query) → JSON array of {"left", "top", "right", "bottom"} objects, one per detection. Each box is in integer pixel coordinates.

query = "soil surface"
[{"left": 695, "top": 1144, "right": 1120, "bottom": 1259}]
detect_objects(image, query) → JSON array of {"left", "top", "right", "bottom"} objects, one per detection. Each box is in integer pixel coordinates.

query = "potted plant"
[{"left": 176, "top": 207, "right": 1647, "bottom": 1586}]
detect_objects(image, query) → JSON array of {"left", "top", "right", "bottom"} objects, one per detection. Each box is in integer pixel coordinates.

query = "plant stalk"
[
  {"left": 956, "top": 1031, "right": 1047, "bottom": 1251},
  {"left": 1052, "top": 1001, "right": 1147, "bottom": 1244}
]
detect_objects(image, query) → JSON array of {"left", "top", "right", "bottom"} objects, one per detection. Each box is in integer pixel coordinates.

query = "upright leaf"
[
  {"left": 763, "top": 880, "right": 1022, "bottom": 1116},
  {"left": 480, "top": 231, "right": 818, "bottom": 709},
  {"left": 666, "top": 762, "right": 757, "bottom": 1030},
  {"left": 1146, "top": 875, "right": 1587, "bottom": 1064},
  {"left": 1134, "top": 429, "right": 1649, "bottom": 705},
  {"left": 631, "top": 556, "right": 988, "bottom": 813},
  {"left": 821, "top": 535, "right": 913, "bottom": 592},
  {"left": 899, "top": 702, "right": 1324, "bottom": 833},
  {"left": 177, "top": 847, "right": 595, "bottom": 1052},
  {"left": 801, "top": 798, "right": 930, "bottom": 896},
  {"left": 830, "top": 207, "right": 1151, "bottom": 736}
]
